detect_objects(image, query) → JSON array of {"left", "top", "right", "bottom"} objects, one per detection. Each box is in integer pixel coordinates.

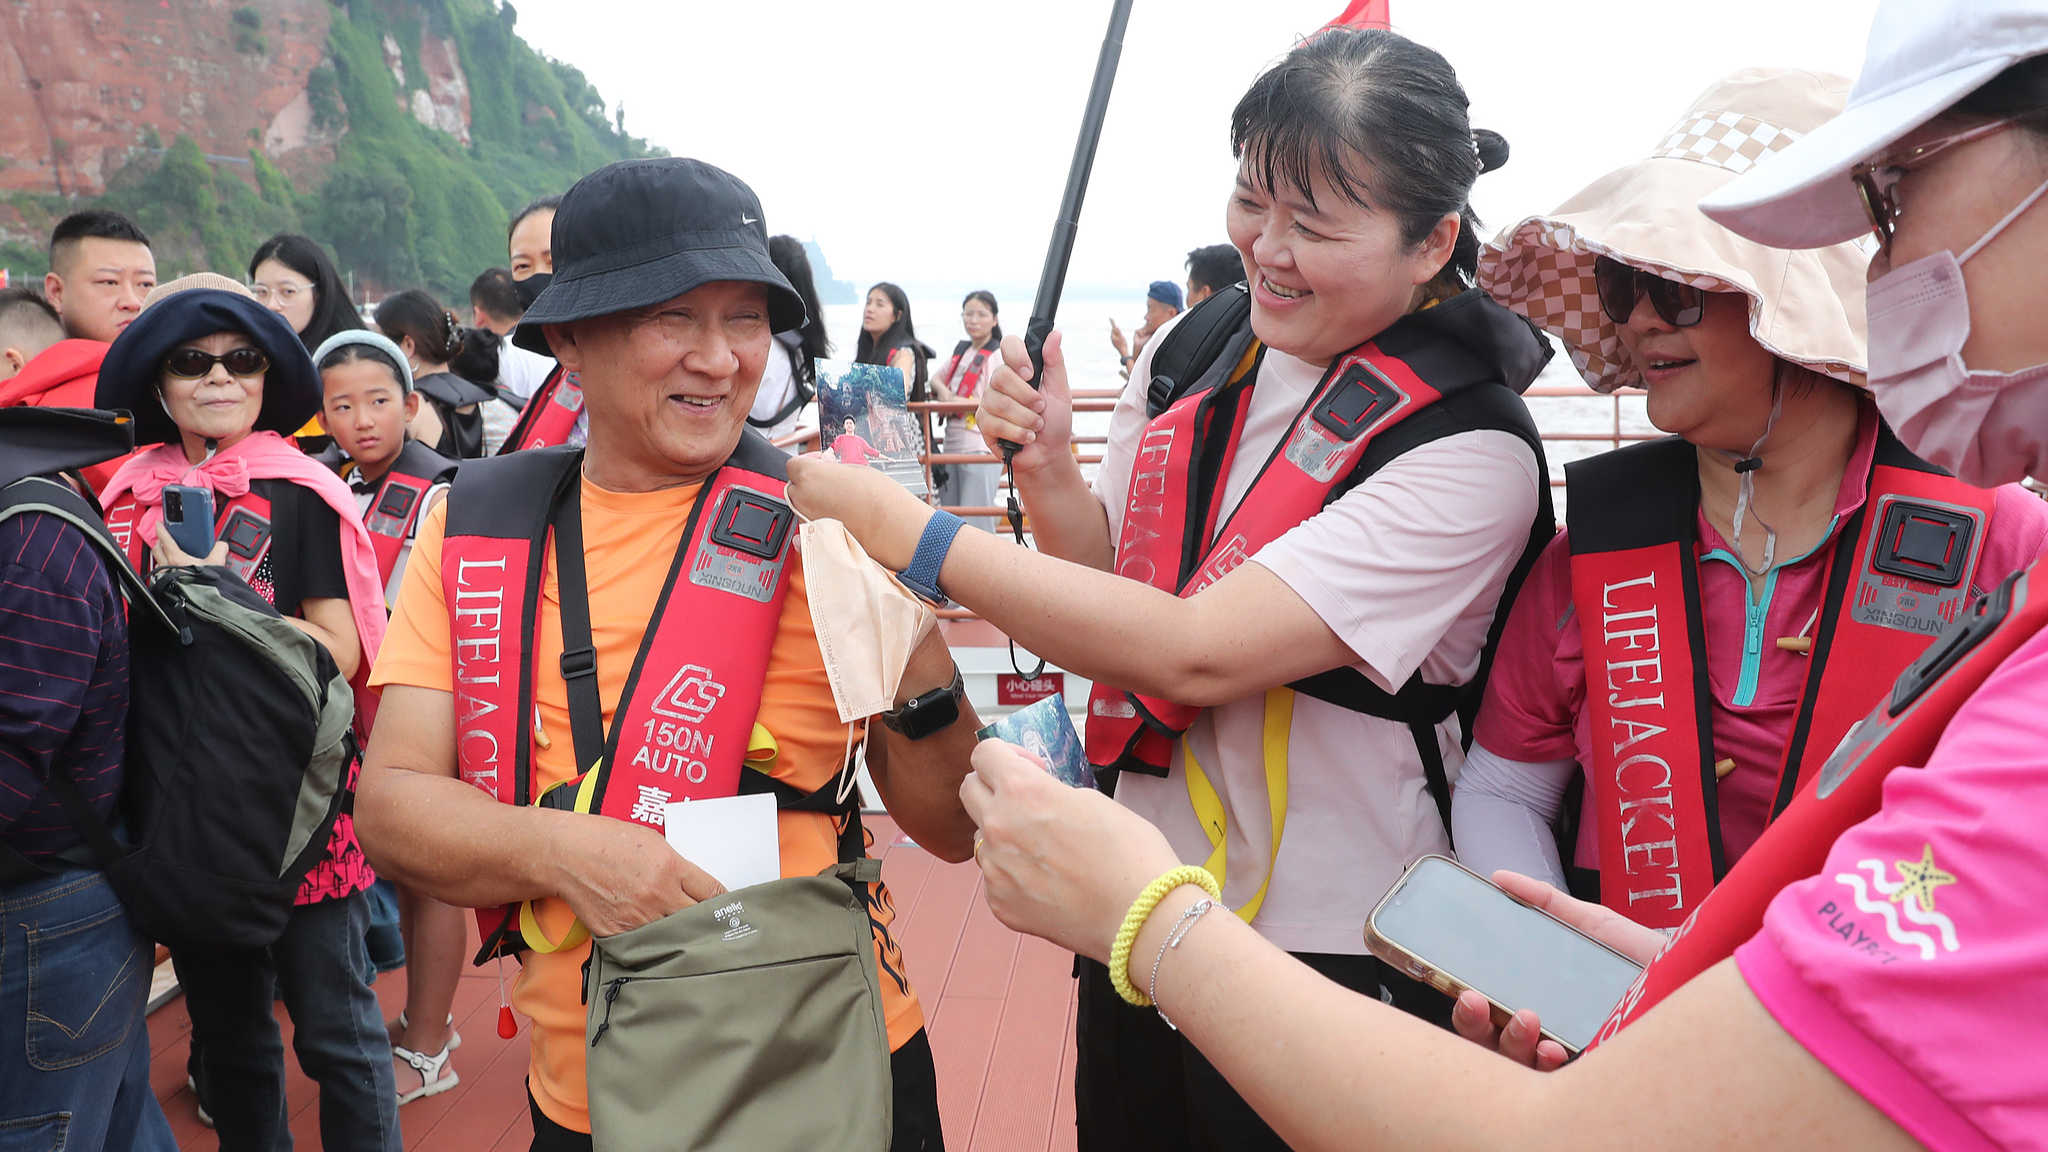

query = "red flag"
[{"left": 1323, "top": 0, "right": 1391, "bottom": 30}]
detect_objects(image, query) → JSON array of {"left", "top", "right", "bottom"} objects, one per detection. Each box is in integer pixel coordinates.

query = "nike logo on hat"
[{"left": 741, "top": 216, "right": 758, "bottom": 225}]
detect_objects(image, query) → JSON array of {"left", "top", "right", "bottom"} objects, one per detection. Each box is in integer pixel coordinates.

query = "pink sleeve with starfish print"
[{"left": 1734, "top": 623, "right": 2048, "bottom": 1152}]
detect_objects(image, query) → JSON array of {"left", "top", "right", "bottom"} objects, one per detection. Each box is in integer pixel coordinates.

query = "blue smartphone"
[{"left": 161, "top": 484, "right": 217, "bottom": 559}]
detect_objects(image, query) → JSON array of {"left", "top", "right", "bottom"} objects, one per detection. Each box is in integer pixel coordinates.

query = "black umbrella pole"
[{"left": 1001, "top": 0, "right": 1136, "bottom": 461}]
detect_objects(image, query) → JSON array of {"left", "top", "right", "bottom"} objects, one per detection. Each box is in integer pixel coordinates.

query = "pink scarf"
[{"left": 101, "top": 432, "right": 388, "bottom": 729}]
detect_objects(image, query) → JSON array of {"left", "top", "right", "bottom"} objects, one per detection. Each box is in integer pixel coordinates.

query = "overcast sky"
[{"left": 511, "top": 0, "right": 1881, "bottom": 298}]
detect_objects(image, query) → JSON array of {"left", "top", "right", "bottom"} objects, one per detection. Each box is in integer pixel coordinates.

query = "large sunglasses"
[
  {"left": 1594, "top": 256, "right": 1704, "bottom": 328},
  {"left": 163, "top": 347, "right": 269, "bottom": 380},
  {"left": 1852, "top": 119, "right": 2015, "bottom": 252}
]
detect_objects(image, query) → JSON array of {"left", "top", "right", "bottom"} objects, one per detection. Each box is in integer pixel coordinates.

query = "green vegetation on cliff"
[{"left": 24, "top": 0, "right": 656, "bottom": 302}]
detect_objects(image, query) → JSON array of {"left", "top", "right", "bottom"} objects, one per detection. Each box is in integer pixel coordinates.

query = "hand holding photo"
[
  {"left": 977, "top": 693, "right": 1094, "bottom": 790},
  {"left": 815, "top": 358, "right": 929, "bottom": 497}
]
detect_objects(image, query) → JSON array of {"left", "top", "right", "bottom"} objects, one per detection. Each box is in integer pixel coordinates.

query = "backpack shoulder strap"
[
  {"left": 1145, "top": 282, "right": 1251, "bottom": 418},
  {"left": 0, "top": 477, "right": 179, "bottom": 637},
  {"left": 0, "top": 476, "right": 167, "bottom": 881},
  {"left": 1283, "top": 381, "right": 1558, "bottom": 843}
]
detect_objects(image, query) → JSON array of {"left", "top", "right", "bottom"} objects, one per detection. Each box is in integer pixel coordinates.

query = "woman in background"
[
  {"left": 250, "top": 233, "right": 364, "bottom": 453},
  {"left": 930, "top": 290, "right": 1002, "bottom": 530},
  {"left": 374, "top": 290, "right": 493, "bottom": 459},
  {"left": 249, "top": 233, "right": 364, "bottom": 353},
  {"left": 856, "top": 282, "right": 933, "bottom": 400}
]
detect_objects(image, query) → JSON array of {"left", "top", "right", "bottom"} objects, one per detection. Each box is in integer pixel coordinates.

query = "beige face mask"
[{"left": 801, "top": 518, "right": 937, "bottom": 723}]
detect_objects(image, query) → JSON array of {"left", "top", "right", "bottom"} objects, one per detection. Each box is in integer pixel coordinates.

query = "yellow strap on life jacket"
[
  {"left": 1178, "top": 341, "right": 1278, "bottom": 922},
  {"left": 745, "top": 722, "right": 779, "bottom": 771},
  {"left": 1185, "top": 687, "right": 1292, "bottom": 923},
  {"left": 516, "top": 765, "right": 605, "bottom": 954}
]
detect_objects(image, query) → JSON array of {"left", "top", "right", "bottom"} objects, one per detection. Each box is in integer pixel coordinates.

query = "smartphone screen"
[{"left": 1369, "top": 857, "right": 1640, "bottom": 1053}]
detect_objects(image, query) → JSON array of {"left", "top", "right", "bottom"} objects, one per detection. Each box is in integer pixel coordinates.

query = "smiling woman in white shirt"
[{"left": 786, "top": 26, "right": 1552, "bottom": 1151}]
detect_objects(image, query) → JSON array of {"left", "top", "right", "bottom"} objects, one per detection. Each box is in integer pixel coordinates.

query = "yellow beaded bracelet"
[{"left": 1109, "top": 866, "right": 1224, "bottom": 1006}]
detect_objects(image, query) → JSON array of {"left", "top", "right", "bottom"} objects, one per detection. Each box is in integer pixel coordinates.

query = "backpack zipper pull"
[
  {"left": 533, "top": 704, "right": 552, "bottom": 750},
  {"left": 590, "top": 978, "right": 627, "bottom": 1047}
]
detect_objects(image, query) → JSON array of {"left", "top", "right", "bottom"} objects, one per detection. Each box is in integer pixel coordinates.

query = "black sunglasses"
[
  {"left": 163, "top": 346, "right": 269, "bottom": 380},
  {"left": 1594, "top": 256, "right": 1704, "bottom": 329}
]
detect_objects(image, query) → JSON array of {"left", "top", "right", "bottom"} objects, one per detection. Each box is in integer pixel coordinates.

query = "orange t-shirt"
[{"left": 371, "top": 476, "right": 924, "bottom": 1134}]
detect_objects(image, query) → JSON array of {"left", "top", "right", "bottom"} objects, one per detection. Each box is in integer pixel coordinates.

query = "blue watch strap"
[{"left": 897, "top": 510, "right": 965, "bottom": 604}]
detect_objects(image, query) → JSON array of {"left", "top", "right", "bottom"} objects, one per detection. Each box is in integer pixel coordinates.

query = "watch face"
[
  {"left": 904, "top": 688, "right": 961, "bottom": 740},
  {"left": 892, "top": 674, "right": 964, "bottom": 740}
]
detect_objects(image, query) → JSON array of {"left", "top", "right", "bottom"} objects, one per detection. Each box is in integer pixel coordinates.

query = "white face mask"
[
  {"left": 801, "top": 518, "right": 936, "bottom": 723},
  {"left": 1867, "top": 171, "right": 2048, "bottom": 487}
]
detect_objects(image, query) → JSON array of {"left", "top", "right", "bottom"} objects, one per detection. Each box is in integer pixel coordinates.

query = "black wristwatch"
[{"left": 879, "top": 669, "right": 966, "bottom": 741}]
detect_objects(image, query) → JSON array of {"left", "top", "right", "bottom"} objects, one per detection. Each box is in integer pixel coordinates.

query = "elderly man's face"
[
  {"left": 553, "top": 281, "right": 773, "bottom": 488},
  {"left": 1143, "top": 297, "right": 1178, "bottom": 331}
]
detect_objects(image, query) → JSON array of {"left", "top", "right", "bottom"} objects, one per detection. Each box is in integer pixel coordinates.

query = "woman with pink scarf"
[{"left": 95, "top": 279, "right": 398, "bottom": 1152}]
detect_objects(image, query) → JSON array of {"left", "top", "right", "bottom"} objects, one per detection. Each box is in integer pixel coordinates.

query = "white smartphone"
[{"left": 1365, "top": 855, "right": 1641, "bottom": 1055}]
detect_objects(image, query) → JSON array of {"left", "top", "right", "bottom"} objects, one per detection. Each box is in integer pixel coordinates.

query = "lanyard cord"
[{"left": 1003, "top": 456, "right": 1047, "bottom": 681}]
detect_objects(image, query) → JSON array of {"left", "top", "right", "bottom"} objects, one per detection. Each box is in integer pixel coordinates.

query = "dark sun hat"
[
  {"left": 514, "top": 158, "right": 805, "bottom": 355},
  {"left": 95, "top": 287, "right": 321, "bottom": 446}
]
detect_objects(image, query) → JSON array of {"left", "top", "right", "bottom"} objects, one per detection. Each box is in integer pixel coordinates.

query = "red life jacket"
[
  {"left": 439, "top": 433, "right": 838, "bottom": 960},
  {"left": 1083, "top": 288, "right": 1554, "bottom": 834},
  {"left": 319, "top": 439, "right": 459, "bottom": 590},
  {"left": 498, "top": 363, "right": 583, "bottom": 454},
  {"left": 105, "top": 486, "right": 276, "bottom": 585},
  {"left": 1565, "top": 430, "right": 1999, "bottom": 929},
  {"left": 1589, "top": 557, "right": 2048, "bottom": 1048},
  {"left": 940, "top": 340, "right": 997, "bottom": 400}
]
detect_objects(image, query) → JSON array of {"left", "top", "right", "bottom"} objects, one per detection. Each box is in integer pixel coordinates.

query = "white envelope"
[{"left": 662, "top": 792, "right": 781, "bottom": 890}]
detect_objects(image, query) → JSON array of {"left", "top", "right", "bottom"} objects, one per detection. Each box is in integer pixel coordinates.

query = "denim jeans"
[
  {"left": 175, "top": 889, "right": 399, "bottom": 1152},
  {"left": 0, "top": 867, "right": 176, "bottom": 1152}
]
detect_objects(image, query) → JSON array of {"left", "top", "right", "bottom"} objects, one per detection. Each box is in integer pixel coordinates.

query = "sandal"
[
  {"left": 390, "top": 1009, "right": 461, "bottom": 1051},
  {"left": 394, "top": 1040, "right": 459, "bottom": 1105}
]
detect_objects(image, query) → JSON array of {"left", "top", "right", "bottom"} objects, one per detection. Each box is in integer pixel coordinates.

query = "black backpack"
[{"left": 0, "top": 413, "right": 358, "bottom": 952}]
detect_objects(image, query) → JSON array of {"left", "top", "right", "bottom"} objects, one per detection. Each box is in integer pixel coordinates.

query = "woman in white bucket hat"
[
  {"left": 1454, "top": 67, "right": 2048, "bottom": 957},
  {"left": 873, "top": 14, "right": 2048, "bottom": 1148}
]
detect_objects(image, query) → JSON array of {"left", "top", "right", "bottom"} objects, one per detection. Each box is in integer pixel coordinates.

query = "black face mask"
[{"left": 513, "top": 271, "right": 552, "bottom": 311}]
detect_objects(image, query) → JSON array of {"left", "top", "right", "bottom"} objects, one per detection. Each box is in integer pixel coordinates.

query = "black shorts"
[{"left": 1073, "top": 952, "right": 1452, "bottom": 1151}]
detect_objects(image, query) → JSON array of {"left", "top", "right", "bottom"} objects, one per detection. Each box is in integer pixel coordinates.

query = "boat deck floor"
[{"left": 147, "top": 815, "right": 1079, "bottom": 1151}]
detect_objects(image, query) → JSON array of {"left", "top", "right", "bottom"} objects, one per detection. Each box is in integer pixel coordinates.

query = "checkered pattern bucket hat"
[{"left": 1480, "top": 68, "right": 1871, "bottom": 394}]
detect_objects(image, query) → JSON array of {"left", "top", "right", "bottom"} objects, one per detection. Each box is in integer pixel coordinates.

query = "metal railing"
[
  {"left": 778, "top": 381, "right": 1653, "bottom": 634},
  {"left": 780, "top": 384, "right": 1653, "bottom": 482}
]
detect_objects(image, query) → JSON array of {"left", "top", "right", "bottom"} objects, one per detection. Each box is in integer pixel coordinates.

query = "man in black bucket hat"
[{"left": 356, "top": 158, "right": 976, "bottom": 1150}]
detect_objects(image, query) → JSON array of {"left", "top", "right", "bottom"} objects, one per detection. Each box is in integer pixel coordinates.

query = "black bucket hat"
[
  {"left": 95, "top": 288, "right": 321, "bottom": 446},
  {"left": 513, "top": 158, "right": 805, "bottom": 355}
]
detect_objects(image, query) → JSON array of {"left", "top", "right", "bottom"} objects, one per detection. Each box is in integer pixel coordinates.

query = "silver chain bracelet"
[{"left": 1148, "top": 898, "right": 1219, "bottom": 1031}]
